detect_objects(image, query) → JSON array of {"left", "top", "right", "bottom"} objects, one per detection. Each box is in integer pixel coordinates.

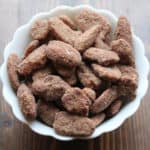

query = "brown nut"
[
  {"left": 54, "top": 63, "right": 75, "bottom": 77},
  {"left": 91, "top": 64, "right": 121, "bottom": 81},
  {"left": 90, "top": 113, "right": 106, "bottom": 127},
  {"left": 47, "top": 40, "right": 81, "bottom": 67},
  {"left": 37, "top": 100, "right": 60, "bottom": 126},
  {"left": 17, "top": 45, "right": 47, "bottom": 75},
  {"left": 117, "top": 85, "right": 136, "bottom": 100},
  {"left": 74, "top": 25, "right": 100, "bottom": 52},
  {"left": 116, "top": 65, "right": 138, "bottom": 98},
  {"left": 23, "top": 40, "right": 40, "bottom": 59},
  {"left": 63, "top": 73, "right": 77, "bottom": 86},
  {"left": 106, "top": 100, "right": 122, "bottom": 117},
  {"left": 75, "top": 9, "right": 111, "bottom": 37},
  {"left": 53, "top": 111, "right": 95, "bottom": 136},
  {"left": 7, "top": 53, "right": 20, "bottom": 91},
  {"left": 118, "top": 65, "right": 138, "bottom": 88},
  {"left": 82, "top": 88, "right": 96, "bottom": 102},
  {"left": 32, "top": 75, "right": 70, "bottom": 101},
  {"left": 17, "top": 84, "right": 37, "bottom": 120},
  {"left": 83, "top": 47, "right": 120, "bottom": 66},
  {"left": 59, "top": 15, "right": 77, "bottom": 30},
  {"left": 90, "top": 86, "right": 118, "bottom": 114},
  {"left": 116, "top": 16, "right": 132, "bottom": 46},
  {"left": 62, "top": 88, "right": 91, "bottom": 116},
  {"left": 111, "top": 39, "right": 135, "bottom": 66},
  {"left": 30, "top": 19, "right": 49, "bottom": 40},
  {"left": 77, "top": 62, "right": 102, "bottom": 90},
  {"left": 32, "top": 65, "right": 54, "bottom": 81},
  {"left": 48, "top": 17, "right": 78, "bottom": 45},
  {"left": 95, "top": 33, "right": 111, "bottom": 50}
]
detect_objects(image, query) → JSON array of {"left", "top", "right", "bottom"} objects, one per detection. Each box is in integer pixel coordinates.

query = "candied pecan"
[
  {"left": 115, "top": 16, "right": 132, "bottom": 46},
  {"left": 32, "top": 75, "right": 70, "bottom": 101},
  {"left": 17, "top": 84, "right": 37, "bottom": 120},
  {"left": 91, "top": 113, "right": 106, "bottom": 127},
  {"left": 82, "top": 88, "right": 96, "bottom": 102},
  {"left": 32, "top": 65, "right": 54, "bottom": 81},
  {"left": 63, "top": 73, "right": 77, "bottom": 86},
  {"left": 106, "top": 100, "right": 122, "bottom": 117},
  {"left": 95, "top": 33, "right": 111, "bottom": 50},
  {"left": 111, "top": 39, "right": 135, "bottom": 66},
  {"left": 77, "top": 62, "right": 102, "bottom": 90},
  {"left": 17, "top": 45, "right": 47, "bottom": 75},
  {"left": 116, "top": 65, "right": 138, "bottom": 98},
  {"left": 75, "top": 9, "right": 111, "bottom": 37},
  {"left": 59, "top": 15, "right": 77, "bottom": 30},
  {"left": 47, "top": 40, "right": 81, "bottom": 67},
  {"left": 90, "top": 87, "right": 118, "bottom": 114},
  {"left": 91, "top": 64, "right": 121, "bottom": 81},
  {"left": 53, "top": 111, "right": 95, "bottom": 136},
  {"left": 37, "top": 100, "right": 60, "bottom": 126},
  {"left": 23, "top": 40, "right": 40, "bottom": 59},
  {"left": 118, "top": 65, "right": 138, "bottom": 88},
  {"left": 54, "top": 63, "right": 75, "bottom": 77},
  {"left": 48, "top": 17, "right": 77, "bottom": 45},
  {"left": 7, "top": 53, "right": 20, "bottom": 91},
  {"left": 74, "top": 25, "right": 100, "bottom": 52},
  {"left": 117, "top": 85, "right": 136, "bottom": 100},
  {"left": 83, "top": 47, "right": 119, "bottom": 66},
  {"left": 62, "top": 88, "right": 91, "bottom": 116},
  {"left": 30, "top": 19, "right": 49, "bottom": 40}
]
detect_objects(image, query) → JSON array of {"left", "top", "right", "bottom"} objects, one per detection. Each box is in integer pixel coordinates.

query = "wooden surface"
[{"left": 0, "top": 0, "right": 150, "bottom": 150}]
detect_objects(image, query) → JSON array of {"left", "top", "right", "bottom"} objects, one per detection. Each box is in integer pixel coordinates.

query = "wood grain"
[{"left": 0, "top": 0, "right": 150, "bottom": 150}]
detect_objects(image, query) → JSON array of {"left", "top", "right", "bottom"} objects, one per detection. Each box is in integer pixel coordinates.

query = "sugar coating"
[
  {"left": 62, "top": 88, "right": 91, "bottom": 116},
  {"left": 74, "top": 25, "right": 100, "bottom": 52},
  {"left": 17, "top": 84, "right": 37, "bottom": 120},
  {"left": 95, "top": 35, "right": 111, "bottom": 50},
  {"left": 63, "top": 73, "right": 77, "bottom": 86},
  {"left": 54, "top": 63, "right": 75, "bottom": 77},
  {"left": 111, "top": 39, "right": 135, "bottom": 66},
  {"left": 91, "top": 64, "right": 121, "bottom": 81},
  {"left": 7, "top": 53, "right": 20, "bottom": 91},
  {"left": 90, "top": 87, "right": 118, "bottom": 114},
  {"left": 30, "top": 19, "right": 49, "bottom": 40},
  {"left": 82, "top": 88, "right": 96, "bottom": 102},
  {"left": 53, "top": 111, "right": 95, "bottom": 136},
  {"left": 59, "top": 15, "right": 77, "bottom": 30},
  {"left": 90, "top": 113, "right": 106, "bottom": 127},
  {"left": 47, "top": 40, "right": 81, "bottom": 67},
  {"left": 77, "top": 62, "right": 102, "bottom": 90},
  {"left": 32, "top": 65, "right": 53, "bottom": 81},
  {"left": 75, "top": 9, "right": 111, "bottom": 38},
  {"left": 117, "top": 65, "right": 138, "bottom": 97},
  {"left": 117, "top": 85, "right": 136, "bottom": 100},
  {"left": 118, "top": 65, "right": 138, "bottom": 88},
  {"left": 115, "top": 16, "right": 132, "bottom": 46},
  {"left": 37, "top": 100, "right": 60, "bottom": 126},
  {"left": 17, "top": 45, "right": 47, "bottom": 75},
  {"left": 83, "top": 48, "right": 120, "bottom": 66},
  {"left": 106, "top": 100, "right": 122, "bottom": 117},
  {"left": 48, "top": 17, "right": 78, "bottom": 45},
  {"left": 32, "top": 75, "right": 70, "bottom": 101},
  {"left": 23, "top": 40, "right": 40, "bottom": 59}
]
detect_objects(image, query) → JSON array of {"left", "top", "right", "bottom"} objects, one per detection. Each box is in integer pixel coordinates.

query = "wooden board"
[{"left": 0, "top": 0, "right": 150, "bottom": 149}]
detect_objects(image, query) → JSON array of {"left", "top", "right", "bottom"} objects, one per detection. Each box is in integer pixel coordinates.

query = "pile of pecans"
[{"left": 7, "top": 9, "right": 138, "bottom": 137}]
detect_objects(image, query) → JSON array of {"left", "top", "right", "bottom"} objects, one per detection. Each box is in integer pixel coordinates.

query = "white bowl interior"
[{"left": 0, "top": 5, "right": 149, "bottom": 141}]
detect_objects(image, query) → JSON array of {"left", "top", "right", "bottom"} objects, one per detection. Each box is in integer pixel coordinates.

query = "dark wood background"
[{"left": 0, "top": 0, "right": 150, "bottom": 150}]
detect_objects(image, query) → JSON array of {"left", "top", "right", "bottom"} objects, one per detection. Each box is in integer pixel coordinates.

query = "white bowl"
[{"left": 0, "top": 5, "right": 149, "bottom": 141}]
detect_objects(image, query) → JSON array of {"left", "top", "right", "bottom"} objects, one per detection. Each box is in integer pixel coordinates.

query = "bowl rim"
[{"left": 0, "top": 5, "right": 149, "bottom": 141}]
